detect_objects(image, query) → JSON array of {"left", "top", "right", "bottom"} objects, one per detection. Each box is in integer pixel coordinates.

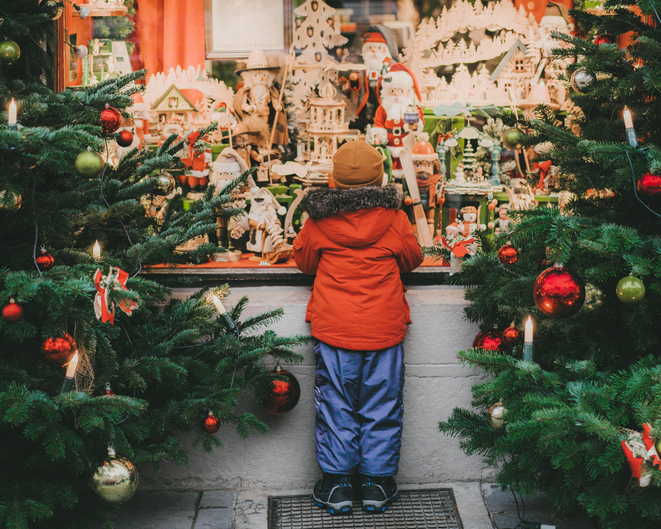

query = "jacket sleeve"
[
  {"left": 293, "top": 220, "right": 321, "bottom": 275},
  {"left": 392, "top": 211, "right": 424, "bottom": 274}
]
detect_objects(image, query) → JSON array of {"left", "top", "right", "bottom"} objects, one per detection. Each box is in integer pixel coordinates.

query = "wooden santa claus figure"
[
  {"left": 352, "top": 25, "right": 399, "bottom": 128},
  {"left": 372, "top": 62, "right": 424, "bottom": 179}
]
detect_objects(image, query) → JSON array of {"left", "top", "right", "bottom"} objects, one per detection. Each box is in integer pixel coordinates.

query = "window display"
[{"left": 57, "top": 0, "right": 568, "bottom": 273}]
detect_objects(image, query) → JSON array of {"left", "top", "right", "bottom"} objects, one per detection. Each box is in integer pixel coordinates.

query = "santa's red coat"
[{"left": 373, "top": 106, "right": 424, "bottom": 148}]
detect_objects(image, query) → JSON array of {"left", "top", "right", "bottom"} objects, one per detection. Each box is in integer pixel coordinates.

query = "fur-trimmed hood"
[
  {"left": 300, "top": 185, "right": 403, "bottom": 249},
  {"left": 301, "top": 185, "right": 402, "bottom": 219}
]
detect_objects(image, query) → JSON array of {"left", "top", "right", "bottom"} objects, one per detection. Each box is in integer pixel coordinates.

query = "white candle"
[
  {"left": 8, "top": 99, "right": 17, "bottom": 126},
  {"left": 211, "top": 293, "right": 226, "bottom": 315},
  {"left": 66, "top": 352, "right": 79, "bottom": 378},
  {"left": 524, "top": 316, "right": 533, "bottom": 344},
  {"left": 93, "top": 240, "right": 101, "bottom": 260},
  {"left": 623, "top": 107, "right": 633, "bottom": 129}
]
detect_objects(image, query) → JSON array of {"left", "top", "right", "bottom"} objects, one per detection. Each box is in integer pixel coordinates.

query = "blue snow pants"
[{"left": 314, "top": 340, "right": 405, "bottom": 477}]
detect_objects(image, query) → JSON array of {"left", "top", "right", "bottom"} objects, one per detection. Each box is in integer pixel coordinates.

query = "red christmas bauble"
[
  {"left": 637, "top": 173, "right": 661, "bottom": 201},
  {"left": 41, "top": 332, "right": 76, "bottom": 365},
  {"left": 100, "top": 105, "right": 122, "bottom": 135},
  {"left": 498, "top": 244, "right": 519, "bottom": 265},
  {"left": 36, "top": 248, "right": 54, "bottom": 270},
  {"left": 594, "top": 34, "right": 616, "bottom": 45},
  {"left": 501, "top": 326, "right": 522, "bottom": 347},
  {"left": 533, "top": 263, "right": 586, "bottom": 318},
  {"left": 2, "top": 299, "right": 23, "bottom": 323},
  {"left": 202, "top": 412, "right": 220, "bottom": 434},
  {"left": 260, "top": 368, "right": 301, "bottom": 415},
  {"left": 473, "top": 329, "right": 504, "bottom": 351},
  {"left": 117, "top": 130, "right": 134, "bottom": 148}
]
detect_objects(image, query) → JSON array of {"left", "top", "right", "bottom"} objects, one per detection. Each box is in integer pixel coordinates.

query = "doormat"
[{"left": 268, "top": 488, "right": 463, "bottom": 529}]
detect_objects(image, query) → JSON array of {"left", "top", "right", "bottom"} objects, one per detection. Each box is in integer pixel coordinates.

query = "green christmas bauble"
[
  {"left": 75, "top": 151, "right": 104, "bottom": 178},
  {"left": 502, "top": 127, "right": 524, "bottom": 150},
  {"left": 616, "top": 275, "right": 645, "bottom": 304},
  {"left": 0, "top": 40, "right": 21, "bottom": 66}
]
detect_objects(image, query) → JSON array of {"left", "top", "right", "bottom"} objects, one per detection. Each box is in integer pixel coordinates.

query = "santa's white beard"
[
  {"left": 381, "top": 95, "right": 410, "bottom": 121},
  {"left": 364, "top": 51, "right": 388, "bottom": 82}
]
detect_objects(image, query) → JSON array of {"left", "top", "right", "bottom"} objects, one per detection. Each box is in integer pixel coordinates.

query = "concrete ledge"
[{"left": 141, "top": 285, "right": 492, "bottom": 492}]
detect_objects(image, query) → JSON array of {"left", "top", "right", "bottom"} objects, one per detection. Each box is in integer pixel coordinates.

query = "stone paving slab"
[
  {"left": 482, "top": 483, "right": 597, "bottom": 529},
  {"left": 111, "top": 482, "right": 602, "bottom": 529},
  {"left": 233, "top": 493, "right": 269, "bottom": 529},
  {"left": 199, "top": 491, "right": 235, "bottom": 510},
  {"left": 193, "top": 508, "right": 235, "bottom": 529},
  {"left": 112, "top": 491, "right": 199, "bottom": 529}
]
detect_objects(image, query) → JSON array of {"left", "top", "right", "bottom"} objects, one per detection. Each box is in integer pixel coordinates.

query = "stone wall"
[{"left": 139, "top": 285, "right": 495, "bottom": 491}]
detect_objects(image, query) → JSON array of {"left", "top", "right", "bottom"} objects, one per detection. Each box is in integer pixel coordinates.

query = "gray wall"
[{"left": 140, "top": 285, "right": 495, "bottom": 492}]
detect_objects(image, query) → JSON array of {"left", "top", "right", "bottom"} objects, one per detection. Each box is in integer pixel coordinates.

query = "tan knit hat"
[{"left": 331, "top": 141, "right": 384, "bottom": 189}]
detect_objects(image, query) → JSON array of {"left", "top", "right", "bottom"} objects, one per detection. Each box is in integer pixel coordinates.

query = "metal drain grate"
[{"left": 268, "top": 489, "right": 463, "bottom": 529}]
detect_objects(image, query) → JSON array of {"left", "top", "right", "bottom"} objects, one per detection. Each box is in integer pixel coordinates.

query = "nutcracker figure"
[{"left": 410, "top": 134, "right": 444, "bottom": 238}]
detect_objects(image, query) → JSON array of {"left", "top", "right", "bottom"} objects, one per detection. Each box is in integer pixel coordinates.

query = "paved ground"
[
  {"left": 482, "top": 483, "right": 597, "bottom": 529},
  {"left": 112, "top": 482, "right": 597, "bottom": 529}
]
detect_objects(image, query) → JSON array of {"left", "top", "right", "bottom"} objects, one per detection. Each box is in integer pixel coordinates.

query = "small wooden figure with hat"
[
  {"left": 232, "top": 49, "right": 289, "bottom": 150},
  {"left": 408, "top": 133, "right": 444, "bottom": 238}
]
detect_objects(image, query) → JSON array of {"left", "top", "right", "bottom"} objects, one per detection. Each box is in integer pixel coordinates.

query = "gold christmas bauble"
[
  {"left": 91, "top": 457, "right": 139, "bottom": 504},
  {"left": 488, "top": 402, "right": 507, "bottom": 430}
]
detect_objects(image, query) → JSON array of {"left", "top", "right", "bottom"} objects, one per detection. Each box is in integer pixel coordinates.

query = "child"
[{"left": 293, "top": 141, "right": 423, "bottom": 515}]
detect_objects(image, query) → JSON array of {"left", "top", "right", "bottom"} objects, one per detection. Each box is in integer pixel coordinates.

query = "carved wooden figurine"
[
  {"left": 372, "top": 63, "right": 424, "bottom": 179},
  {"left": 233, "top": 49, "right": 288, "bottom": 149}
]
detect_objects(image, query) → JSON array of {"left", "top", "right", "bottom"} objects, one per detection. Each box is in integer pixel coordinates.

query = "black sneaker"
[
  {"left": 312, "top": 474, "right": 353, "bottom": 515},
  {"left": 361, "top": 475, "right": 399, "bottom": 513}
]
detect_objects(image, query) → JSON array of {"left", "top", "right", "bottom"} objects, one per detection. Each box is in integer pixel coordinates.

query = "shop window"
[{"left": 56, "top": 0, "right": 554, "bottom": 274}]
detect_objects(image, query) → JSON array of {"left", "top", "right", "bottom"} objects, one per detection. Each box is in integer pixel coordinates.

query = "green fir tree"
[
  {"left": 0, "top": 2, "right": 307, "bottom": 528},
  {"left": 436, "top": 1, "right": 661, "bottom": 528}
]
